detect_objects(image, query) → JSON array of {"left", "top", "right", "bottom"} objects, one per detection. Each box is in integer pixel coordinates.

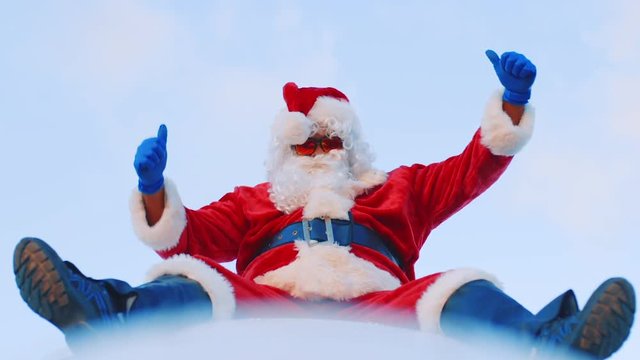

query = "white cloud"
[
  {"left": 511, "top": 0, "right": 640, "bottom": 244},
  {"left": 209, "top": 1, "right": 236, "bottom": 42},
  {"left": 583, "top": 0, "right": 640, "bottom": 139},
  {"left": 45, "top": 1, "right": 180, "bottom": 91},
  {"left": 588, "top": 0, "right": 640, "bottom": 64},
  {"left": 513, "top": 151, "right": 626, "bottom": 244},
  {"left": 603, "top": 72, "right": 640, "bottom": 139},
  {"left": 274, "top": 2, "right": 303, "bottom": 33}
]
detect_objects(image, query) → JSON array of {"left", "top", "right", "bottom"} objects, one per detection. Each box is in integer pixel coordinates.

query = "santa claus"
[{"left": 14, "top": 50, "right": 635, "bottom": 359}]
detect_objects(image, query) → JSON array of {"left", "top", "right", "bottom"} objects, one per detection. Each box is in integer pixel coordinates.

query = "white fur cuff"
[
  {"left": 130, "top": 178, "right": 187, "bottom": 252},
  {"left": 416, "top": 268, "right": 500, "bottom": 333},
  {"left": 146, "top": 254, "right": 236, "bottom": 320},
  {"left": 480, "top": 90, "right": 535, "bottom": 156}
]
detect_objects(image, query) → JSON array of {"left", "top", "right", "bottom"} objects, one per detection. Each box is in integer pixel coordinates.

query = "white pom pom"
[{"left": 272, "top": 110, "right": 313, "bottom": 144}]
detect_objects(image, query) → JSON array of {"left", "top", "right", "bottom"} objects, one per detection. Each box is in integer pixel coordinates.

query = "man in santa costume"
[{"left": 15, "top": 50, "right": 635, "bottom": 359}]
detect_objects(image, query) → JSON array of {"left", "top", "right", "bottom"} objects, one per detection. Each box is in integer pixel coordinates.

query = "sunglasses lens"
[
  {"left": 322, "top": 137, "right": 343, "bottom": 151},
  {"left": 293, "top": 139, "right": 317, "bottom": 156}
]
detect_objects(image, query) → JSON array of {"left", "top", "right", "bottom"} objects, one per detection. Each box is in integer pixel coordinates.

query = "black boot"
[
  {"left": 441, "top": 279, "right": 635, "bottom": 359},
  {"left": 14, "top": 238, "right": 212, "bottom": 340}
]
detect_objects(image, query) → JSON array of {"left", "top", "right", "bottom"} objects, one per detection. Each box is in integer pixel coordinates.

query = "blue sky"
[{"left": 1, "top": 1, "right": 638, "bottom": 358}]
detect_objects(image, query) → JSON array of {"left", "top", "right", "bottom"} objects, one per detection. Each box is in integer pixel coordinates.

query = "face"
[{"left": 269, "top": 137, "right": 355, "bottom": 217}]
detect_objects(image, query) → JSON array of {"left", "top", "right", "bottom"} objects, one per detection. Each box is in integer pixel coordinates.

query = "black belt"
[{"left": 259, "top": 214, "right": 401, "bottom": 268}]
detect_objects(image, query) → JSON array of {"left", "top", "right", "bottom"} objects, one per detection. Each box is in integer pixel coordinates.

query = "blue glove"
[
  {"left": 486, "top": 50, "right": 537, "bottom": 105},
  {"left": 134, "top": 124, "right": 168, "bottom": 194}
]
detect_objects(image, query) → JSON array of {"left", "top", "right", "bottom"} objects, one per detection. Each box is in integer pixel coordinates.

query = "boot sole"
[
  {"left": 567, "top": 277, "right": 635, "bottom": 359},
  {"left": 13, "top": 237, "right": 99, "bottom": 334}
]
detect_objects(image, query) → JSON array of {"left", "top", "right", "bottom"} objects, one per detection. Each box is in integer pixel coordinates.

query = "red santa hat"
[
  {"left": 269, "top": 82, "right": 388, "bottom": 190},
  {"left": 282, "top": 82, "right": 349, "bottom": 115},
  {"left": 271, "top": 82, "right": 354, "bottom": 146}
]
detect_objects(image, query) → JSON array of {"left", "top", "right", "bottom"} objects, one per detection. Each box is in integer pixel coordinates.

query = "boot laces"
[
  {"left": 65, "top": 263, "right": 114, "bottom": 322},
  {"left": 537, "top": 316, "right": 580, "bottom": 344}
]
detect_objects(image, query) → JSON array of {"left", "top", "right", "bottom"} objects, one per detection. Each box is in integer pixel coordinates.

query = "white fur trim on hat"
[
  {"left": 145, "top": 254, "right": 236, "bottom": 320},
  {"left": 480, "top": 90, "right": 535, "bottom": 156},
  {"left": 306, "top": 97, "right": 357, "bottom": 140},
  {"left": 416, "top": 268, "right": 501, "bottom": 333},
  {"left": 272, "top": 109, "right": 314, "bottom": 145},
  {"left": 130, "top": 178, "right": 187, "bottom": 251}
]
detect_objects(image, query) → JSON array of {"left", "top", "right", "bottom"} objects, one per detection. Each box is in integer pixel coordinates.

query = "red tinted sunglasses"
[{"left": 292, "top": 137, "right": 344, "bottom": 156}]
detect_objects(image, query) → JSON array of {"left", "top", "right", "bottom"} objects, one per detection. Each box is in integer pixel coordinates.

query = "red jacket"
[{"left": 156, "top": 129, "right": 511, "bottom": 283}]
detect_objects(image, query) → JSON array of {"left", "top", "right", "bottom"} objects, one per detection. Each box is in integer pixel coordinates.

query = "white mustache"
[{"left": 291, "top": 151, "right": 348, "bottom": 172}]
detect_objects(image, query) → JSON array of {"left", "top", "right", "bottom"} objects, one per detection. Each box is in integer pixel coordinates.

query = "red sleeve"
[
  {"left": 157, "top": 189, "right": 249, "bottom": 262},
  {"left": 409, "top": 128, "right": 512, "bottom": 230}
]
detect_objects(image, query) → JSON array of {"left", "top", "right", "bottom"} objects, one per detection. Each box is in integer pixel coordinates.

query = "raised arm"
[
  {"left": 411, "top": 50, "right": 537, "bottom": 232},
  {"left": 133, "top": 124, "right": 168, "bottom": 225},
  {"left": 131, "top": 125, "right": 247, "bottom": 261}
]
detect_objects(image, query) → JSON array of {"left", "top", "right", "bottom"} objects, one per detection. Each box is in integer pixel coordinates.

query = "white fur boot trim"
[
  {"left": 145, "top": 254, "right": 236, "bottom": 320},
  {"left": 416, "top": 268, "right": 501, "bottom": 333}
]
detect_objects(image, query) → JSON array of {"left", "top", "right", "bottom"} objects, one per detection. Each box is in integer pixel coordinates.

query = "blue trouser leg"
[
  {"left": 440, "top": 279, "right": 635, "bottom": 359},
  {"left": 126, "top": 275, "right": 212, "bottom": 323},
  {"left": 441, "top": 280, "right": 577, "bottom": 338}
]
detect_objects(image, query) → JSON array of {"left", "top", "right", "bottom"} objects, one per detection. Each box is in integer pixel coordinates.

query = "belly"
[{"left": 253, "top": 240, "right": 401, "bottom": 301}]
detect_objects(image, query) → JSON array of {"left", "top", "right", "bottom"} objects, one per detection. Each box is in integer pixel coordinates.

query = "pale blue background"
[{"left": 1, "top": 1, "right": 638, "bottom": 359}]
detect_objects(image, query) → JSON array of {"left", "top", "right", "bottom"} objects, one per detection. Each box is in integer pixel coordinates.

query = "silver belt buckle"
[
  {"left": 324, "top": 217, "right": 335, "bottom": 245},
  {"left": 302, "top": 218, "right": 335, "bottom": 246},
  {"left": 302, "top": 219, "right": 317, "bottom": 246}
]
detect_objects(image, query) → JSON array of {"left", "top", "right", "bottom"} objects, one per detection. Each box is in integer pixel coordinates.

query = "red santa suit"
[{"left": 130, "top": 83, "right": 534, "bottom": 332}]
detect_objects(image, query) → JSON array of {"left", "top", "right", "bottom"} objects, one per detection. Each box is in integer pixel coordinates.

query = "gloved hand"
[
  {"left": 486, "top": 50, "right": 537, "bottom": 105},
  {"left": 134, "top": 124, "right": 168, "bottom": 194}
]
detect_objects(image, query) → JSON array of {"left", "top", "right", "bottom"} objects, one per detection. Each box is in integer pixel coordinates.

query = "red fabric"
[
  {"left": 191, "top": 253, "right": 442, "bottom": 327},
  {"left": 282, "top": 82, "right": 349, "bottom": 115},
  {"left": 158, "top": 128, "right": 512, "bottom": 287}
]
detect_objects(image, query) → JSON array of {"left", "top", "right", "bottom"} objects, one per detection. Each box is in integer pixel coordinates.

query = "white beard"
[{"left": 268, "top": 150, "right": 367, "bottom": 220}]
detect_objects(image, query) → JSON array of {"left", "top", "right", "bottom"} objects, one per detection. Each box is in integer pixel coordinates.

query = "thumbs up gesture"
[
  {"left": 134, "top": 124, "right": 168, "bottom": 194},
  {"left": 486, "top": 50, "right": 537, "bottom": 105}
]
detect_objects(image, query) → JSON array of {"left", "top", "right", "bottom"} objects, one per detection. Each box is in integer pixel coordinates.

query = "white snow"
[{"left": 53, "top": 317, "right": 585, "bottom": 360}]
